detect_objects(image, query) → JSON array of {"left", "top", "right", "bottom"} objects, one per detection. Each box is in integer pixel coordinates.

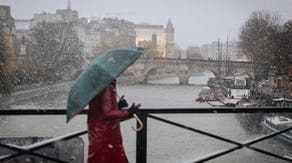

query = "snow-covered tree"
[
  {"left": 31, "top": 21, "right": 83, "bottom": 82},
  {"left": 239, "top": 10, "right": 280, "bottom": 80},
  {"left": 0, "top": 28, "right": 16, "bottom": 96}
]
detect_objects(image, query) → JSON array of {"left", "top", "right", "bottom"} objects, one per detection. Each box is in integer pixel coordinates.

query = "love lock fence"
[{"left": 0, "top": 108, "right": 291, "bottom": 163}]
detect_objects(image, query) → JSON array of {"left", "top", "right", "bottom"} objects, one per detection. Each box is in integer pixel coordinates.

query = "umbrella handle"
[{"left": 131, "top": 113, "right": 143, "bottom": 132}]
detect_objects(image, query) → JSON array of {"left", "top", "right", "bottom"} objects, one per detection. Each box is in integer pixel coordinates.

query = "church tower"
[
  {"left": 67, "top": 0, "right": 71, "bottom": 10},
  {"left": 55, "top": 0, "right": 78, "bottom": 22},
  {"left": 164, "top": 18, "right": 175, "bottom": 58}
]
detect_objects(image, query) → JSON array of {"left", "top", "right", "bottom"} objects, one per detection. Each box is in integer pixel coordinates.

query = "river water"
[{"left": 0, "top": 72, "right": 291, "bottom": 163}]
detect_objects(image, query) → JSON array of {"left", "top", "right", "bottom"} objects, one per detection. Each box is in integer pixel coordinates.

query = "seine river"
[{"left": 0, "top": 72, "right": 291, "bottom": 163}]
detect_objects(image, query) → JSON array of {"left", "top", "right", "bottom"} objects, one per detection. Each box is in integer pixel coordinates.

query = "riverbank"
[
  {"left": 0, "top": 82, "right": 73, "bottom": 107},
  {"left": 0, "top": 75, "right": 149, "bottom": 107}
]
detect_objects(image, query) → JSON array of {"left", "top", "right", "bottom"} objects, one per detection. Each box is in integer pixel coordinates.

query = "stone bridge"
[{"left": 124, "top": 58, "right": 254, "bottom": 84}]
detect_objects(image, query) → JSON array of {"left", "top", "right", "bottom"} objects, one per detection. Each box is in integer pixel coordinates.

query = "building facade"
[
  {"left": 30, "top": 1, "right": 135, "bottom": 58},
  {"left": 0, "top": 5, "right": 15, "bottom": 40},
  {"left": 187, "top": 46, "right": 203, "bottom": 59},
  {"left": 7, "top": 0, "right": 173, "bottom": 59},
  {"left": 164, "top": 19, "right": 175, "bottom": 57},
  {"left": 135, "top": 19, "right": 175, "bottom": 58},
  {"left": 15, "top": 19, "right": 31, "bottom": 57},
  {"left": 198, "top": 41, "right": 245, "bottom": 61},
  {"left": 75, "top": 18, "right": 102, "bottom": 57},
  {"left": 31, "top": 0, "right": 78, "bottom": 27},
  {"left": 99, "top": 18, "right": 136, "bottom": 49}
]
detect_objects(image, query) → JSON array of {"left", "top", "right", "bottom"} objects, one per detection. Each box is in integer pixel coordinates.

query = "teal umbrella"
[{"left": 66, "top": 47, "right": 145, "bottom": 122}]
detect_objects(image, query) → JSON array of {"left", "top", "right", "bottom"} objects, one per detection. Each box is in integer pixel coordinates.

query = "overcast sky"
[{"left": 2, "top": 0, "right": 292, "bottom": 48}]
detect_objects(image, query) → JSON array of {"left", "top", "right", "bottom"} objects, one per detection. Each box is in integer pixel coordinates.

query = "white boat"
[
  {"left": 206, "top": 100, "right": 225, "bottom": 107},
  {"left": 272, "top": 98, "right": 292, "bottom": 108},
  {"left": 202, "top": 86, "right": 211, "bottom": 91},
  {"left": 262, "top": 116, "right": 292, "bottom": 143},
  {"left": 221, "top": 98, "right": 240, "bottom": 107}
]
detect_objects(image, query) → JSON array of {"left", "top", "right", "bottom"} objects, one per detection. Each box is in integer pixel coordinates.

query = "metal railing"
[{"left": 0, "top": 108, "right": 291, "bottom": 163}]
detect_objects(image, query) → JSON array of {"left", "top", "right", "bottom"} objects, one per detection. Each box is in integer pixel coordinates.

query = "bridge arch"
[
  {"left": 188, "top": 70, "right": 216, "bottom": 85},
  {"left": 233, "top": 72, "right": 254, "bottom": 79},
  {"left": 118, "top": 70, "right": 137, "bottom": 83},
  {"left": 204, "top": 68, "right": 219, "bottom": 79},
  {"left": 143, "top": 66, "right": 180, "bottom": 84}
]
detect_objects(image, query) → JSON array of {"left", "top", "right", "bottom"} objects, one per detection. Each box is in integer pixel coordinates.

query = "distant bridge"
[{"left": 124, "top": 58, "right": 254, "bottom": 84}]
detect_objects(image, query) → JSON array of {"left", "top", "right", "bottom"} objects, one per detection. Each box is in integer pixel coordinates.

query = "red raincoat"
[{"left": 87, "top": 82, "right": 130, "bottom": 163}]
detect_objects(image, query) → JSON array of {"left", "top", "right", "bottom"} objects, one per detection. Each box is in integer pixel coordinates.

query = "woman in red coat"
[{"left": 87, "top": 80, "right": 140, "bottom": 163}]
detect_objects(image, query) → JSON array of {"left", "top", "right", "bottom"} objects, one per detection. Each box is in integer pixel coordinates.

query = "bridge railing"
[{"left": 0, "top": 108, "right": 291, "bottom": 163}]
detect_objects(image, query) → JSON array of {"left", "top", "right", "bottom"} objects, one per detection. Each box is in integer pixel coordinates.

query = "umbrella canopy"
[{"left": 66, "top": 47, "right": 145, "bottom": 122}]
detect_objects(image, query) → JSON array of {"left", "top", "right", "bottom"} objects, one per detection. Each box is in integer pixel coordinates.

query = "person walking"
[{"left": 87, "top": 80, "right": 140, "bottom": 163}]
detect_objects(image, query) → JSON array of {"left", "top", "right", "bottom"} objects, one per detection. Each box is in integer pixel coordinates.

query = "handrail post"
[{"left": 136, "top": 112, "right": 147, "bottom": 163}]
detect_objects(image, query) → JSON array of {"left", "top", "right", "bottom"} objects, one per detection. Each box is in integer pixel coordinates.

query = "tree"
[
  {"left": 0, "top": 28, "right": 16, "bottom": 96},
  {"left": 239, "top": 10, "right": 280, "bottom": 80},
  {"left": 262, "top": 20, "right": 292, "bottom": 76},
  {"left": 31, "top": 21, "right": 83, "bottom": 82},
  {"left": 277, "top": 20, "right": 292, "bottom": 75},
  {"left": 15, "top": 59, "right": 45, "bottom": 86}
]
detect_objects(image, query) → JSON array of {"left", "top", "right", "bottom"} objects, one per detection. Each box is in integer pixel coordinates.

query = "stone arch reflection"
[
  {"left": 189, "top": 70, "right": 216, "bottom": 85},
  {"left": 145, "top": 66, "right": 179, "bottom": 84}
]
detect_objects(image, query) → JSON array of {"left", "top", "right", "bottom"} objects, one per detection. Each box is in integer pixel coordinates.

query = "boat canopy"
[
  {"left": 202, "top": 87, "right": 211, "bottom": 90},
  {"left": 222, "top": 98, "right": 240, "bottom": 105},
  {"left": 272, "top": 98, "right": 292, "bottom": 102},
  {"left": 266, "top": 116, "right": 292, "bottom": 125}
]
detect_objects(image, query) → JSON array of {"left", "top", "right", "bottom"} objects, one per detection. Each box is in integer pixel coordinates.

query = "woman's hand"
[
  {"left": 118, "top": 95, "right": 128, "bottom": 109},
  {"left": 128, "top": 103, "right": 141, "bottom": 117}
]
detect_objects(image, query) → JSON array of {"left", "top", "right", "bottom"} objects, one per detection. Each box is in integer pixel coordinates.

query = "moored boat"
[
  {"left": 272, "top": 98, "right": 292, "bottom": 108},
  {"left": 195, "top": 86, "right": 216, "bottom": 102},
  {"left": 262, "top": 116, "right": 292, "bottom": 143},
  {"left": 206, "top": 100, "right": 225, "bottom": 107}
]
